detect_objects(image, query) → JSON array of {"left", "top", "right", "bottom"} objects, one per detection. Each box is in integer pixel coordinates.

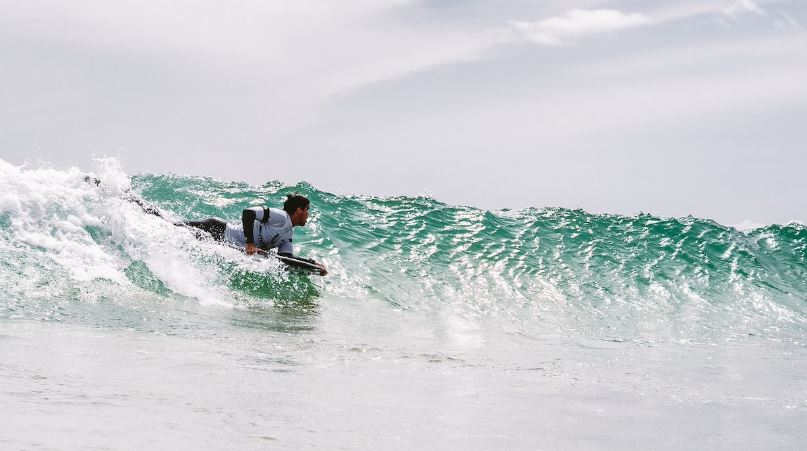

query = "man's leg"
[{"left": 182, "top": 218, "right": 227, "bottom": 242}]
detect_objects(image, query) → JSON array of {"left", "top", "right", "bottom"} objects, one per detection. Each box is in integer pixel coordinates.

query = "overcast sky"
[{"left": 1, "top": 0, "right": 805, "bottom": 226}]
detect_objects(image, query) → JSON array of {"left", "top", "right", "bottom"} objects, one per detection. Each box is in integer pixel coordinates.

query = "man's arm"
[
  {"left": 277, "top": 240, "right": 326, "bottom": 275},
  {"left": 242, "top": 208, "right": 258, "bottom": 254},
  {"left": 282, "top": 255, "right": 328, "bottom": 276}
]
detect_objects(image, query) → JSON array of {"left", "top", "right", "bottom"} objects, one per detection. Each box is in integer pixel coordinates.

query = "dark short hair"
[{"left": 283, "top": 193, "right": 310, "bottom": 215}]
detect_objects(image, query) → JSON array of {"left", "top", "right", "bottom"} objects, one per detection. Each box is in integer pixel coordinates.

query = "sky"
[{"left": 1, "top": 0, "right": 805, "bottom": 226}]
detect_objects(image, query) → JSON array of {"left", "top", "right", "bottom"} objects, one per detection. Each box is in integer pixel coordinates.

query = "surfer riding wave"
[{"left": 85, "top": 177, "right": 327, "bottom": 275}]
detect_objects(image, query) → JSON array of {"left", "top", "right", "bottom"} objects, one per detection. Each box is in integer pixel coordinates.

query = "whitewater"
[{"left": 1, "top": 158, "right": 805, "bottom": 450}]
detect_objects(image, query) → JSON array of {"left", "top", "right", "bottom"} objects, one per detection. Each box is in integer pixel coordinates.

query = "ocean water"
[{"left": 1, "top": 158, "right": 805, "bottom": 450}]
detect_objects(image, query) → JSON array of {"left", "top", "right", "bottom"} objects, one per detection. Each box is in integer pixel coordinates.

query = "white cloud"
[
  {"left": 773, "top": 10, "right": 803, "bottom": 29},
  {"left": 0, "top": 0, "right": 496, "bottom": 98},
  {"left": 509, "top": 9, "right": 653, "bottom": 46},
  {"left": 724, "top": 0, "right": 766, "bottom": 18}
]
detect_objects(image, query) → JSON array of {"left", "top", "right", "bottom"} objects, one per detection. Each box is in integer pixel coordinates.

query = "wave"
[{"left": 1, "top": 158, "right": 804, "bottom": 341}]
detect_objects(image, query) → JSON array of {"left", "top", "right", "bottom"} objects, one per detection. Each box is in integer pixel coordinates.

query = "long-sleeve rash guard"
[{"left": 223, "top": 207, "right": 294, "bottom": 255}]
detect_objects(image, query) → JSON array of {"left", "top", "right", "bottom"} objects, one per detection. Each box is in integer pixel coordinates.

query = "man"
[
  {"left": 184, "top": 193, "right": 327, "bottom": 275},
  {"left": 83, "top": 176, "right": 326, "bottom": 274}
]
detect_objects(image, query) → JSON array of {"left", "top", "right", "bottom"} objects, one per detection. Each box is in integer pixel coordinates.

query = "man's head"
[{"left": 283, "top": 193, "right": 310, "bottom": 226}]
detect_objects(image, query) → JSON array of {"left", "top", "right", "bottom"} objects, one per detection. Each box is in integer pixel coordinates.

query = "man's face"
[{"left": 293, "top": 206, "right": 309, "bottom": 226}]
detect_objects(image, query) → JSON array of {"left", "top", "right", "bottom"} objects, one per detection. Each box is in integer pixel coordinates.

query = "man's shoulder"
[
  {"left": 268, "top": 208, "right": 291, "bottom": 226},
  {"left": 268, "top": 207, "right": 288, "bottom": 218}
]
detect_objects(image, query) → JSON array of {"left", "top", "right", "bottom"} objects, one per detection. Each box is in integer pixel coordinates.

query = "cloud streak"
[
  {"left": 509, "top": 9, "right": 653, "bottom": 46},
  {"left": 724, "top": 0, "right": 766, "bottom": 18}
]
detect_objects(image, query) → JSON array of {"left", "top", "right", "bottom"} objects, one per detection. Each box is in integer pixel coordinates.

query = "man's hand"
[
  {"left": 315, "top": 261, "right": 328, "bottom": 276},
  {"left": 245, "top": 243, "right": 257, "bottom": 255}
]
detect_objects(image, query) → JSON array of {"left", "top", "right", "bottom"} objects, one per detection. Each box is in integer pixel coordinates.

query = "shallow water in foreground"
[
  {"left": 1, "top": 159, "right": 805, "bottom": 449},
  {"left": 3, "top": 312, "right": 805, "bottom": 450}
]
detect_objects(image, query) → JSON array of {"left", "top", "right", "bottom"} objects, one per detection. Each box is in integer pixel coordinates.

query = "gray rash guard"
[{"left": 224, "top": 207, "right": 294, "bottom": 255}]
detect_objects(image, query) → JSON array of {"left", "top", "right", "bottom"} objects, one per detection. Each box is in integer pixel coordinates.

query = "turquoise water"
[
  {"left": 136, "top": 171, "right": 806, "bottom": 340},
  {"left": 1, "top": 158, "right": 805, "bottom": 450},
  {"left": 4, "top": 161, "right": 804, "bottom": 340}
]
